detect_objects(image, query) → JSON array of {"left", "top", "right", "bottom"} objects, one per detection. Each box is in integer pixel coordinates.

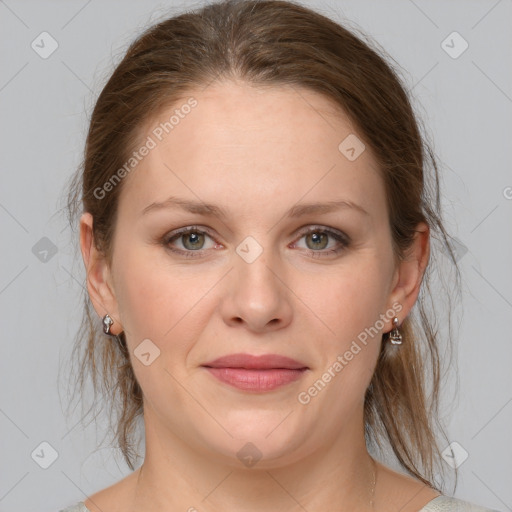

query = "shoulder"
[
  {"left": 419, "top": 495, "right": 501, "bottom": 512},
  {"left": 59, "top": 503, "right": 90, "bottom": 512},
  {"left": 60, "top": 495, "right": 501, "bottom": 512},
  {"left": 58, "top": 469, "right": 138, "bottom": 512},
  {"left": 373, "top": 462, "right": 499, "bottom": 512},
  {"left": 79, "top": 467, "right": 141, "bottom": 512}
]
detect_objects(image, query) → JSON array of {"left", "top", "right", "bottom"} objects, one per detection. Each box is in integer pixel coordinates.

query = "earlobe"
[
  {"left": 79, "top": 212, "right": 122, "bottom": 334},
  {"left": 386, "top": 222, "right": 430, "bottom": 331}
]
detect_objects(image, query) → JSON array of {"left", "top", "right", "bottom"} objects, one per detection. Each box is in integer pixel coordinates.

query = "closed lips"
[
  {"left": 201, "top": 353, "right": 309, "bottom": 392},
  {"left": 201, "top": 353, "right": 308, "bottom": 370}
]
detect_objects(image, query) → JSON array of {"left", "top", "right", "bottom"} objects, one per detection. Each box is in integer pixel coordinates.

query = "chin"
[{"left": 197, "top": 415, "right": 313, "bottom": 469}]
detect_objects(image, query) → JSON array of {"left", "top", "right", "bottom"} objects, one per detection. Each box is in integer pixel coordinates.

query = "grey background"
[{"left": 0, "top": 0, "right": 511, "bottom": 511}]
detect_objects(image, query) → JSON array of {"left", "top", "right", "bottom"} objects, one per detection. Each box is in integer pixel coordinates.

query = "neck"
[{"left": 129, "top": 406, "right": 377, "bottom": 512}]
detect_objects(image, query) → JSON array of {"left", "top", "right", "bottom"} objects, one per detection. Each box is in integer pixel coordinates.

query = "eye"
[
  {"left": 292, "top": 226, "right": 350, "bottom": 258},
  {"left": 163, "top": 226, "right": 218, "bottom": 258},
  {"left": 161, "top": 225, "right": 350, "bottom": 259}
]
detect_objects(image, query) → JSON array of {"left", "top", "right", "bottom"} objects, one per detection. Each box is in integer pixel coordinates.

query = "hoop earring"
[
  {"left": 102, "top": 314, "right": 115, "bottom": 335},
  {"left": 389, "top": 316, "right": 403, "bottom": 345}
]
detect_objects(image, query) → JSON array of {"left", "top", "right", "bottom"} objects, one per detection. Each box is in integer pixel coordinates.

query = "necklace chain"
[
  {"left": 136, "top": 457, "right": 379, "bottom": 510},
  {"left": 370, "top": 456, "right": 377, "bottom": 510}
]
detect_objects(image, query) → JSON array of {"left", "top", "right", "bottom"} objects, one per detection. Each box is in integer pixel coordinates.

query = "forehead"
[{"left": 117, "top": 80, "right": 385, "bottom": 222}]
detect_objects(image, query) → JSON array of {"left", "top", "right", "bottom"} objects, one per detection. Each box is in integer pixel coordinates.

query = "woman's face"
[{"left": 84, "top": 80, "right": 419, "bottom": 468}]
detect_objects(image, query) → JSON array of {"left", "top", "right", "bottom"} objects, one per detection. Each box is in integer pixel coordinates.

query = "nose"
[{"left": 220, "top": 249, "right": 293, "bottom": 334}]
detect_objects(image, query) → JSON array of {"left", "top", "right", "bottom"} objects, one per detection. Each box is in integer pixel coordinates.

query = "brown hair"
[{"left": 64, "top": 0, "right": 461, "bottom": 491}]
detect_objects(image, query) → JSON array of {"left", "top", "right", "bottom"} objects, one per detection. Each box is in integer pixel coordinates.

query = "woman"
[{"left": 61, "top": 0, "right": 500, "bottom": 510}]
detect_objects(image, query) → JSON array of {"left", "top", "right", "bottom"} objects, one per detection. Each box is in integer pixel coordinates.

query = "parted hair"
[{"left": 65, "top": 0, "right": 461, "bottom": 492}]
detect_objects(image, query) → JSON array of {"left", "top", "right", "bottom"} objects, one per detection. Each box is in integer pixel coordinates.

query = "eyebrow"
[{"left": 141, "top": 196, "right": 370, "bottom": 218}]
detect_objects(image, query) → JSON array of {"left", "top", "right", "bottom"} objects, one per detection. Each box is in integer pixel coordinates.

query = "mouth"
[{"left": 201, "top": 353, "right": 309, "bottom": 392}]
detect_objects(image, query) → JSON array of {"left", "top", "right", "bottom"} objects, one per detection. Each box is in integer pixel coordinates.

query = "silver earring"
[
  {"left": 102, "top": 314, "right": 114, "bottom": 335},
  {"left": 389, "top": 317, "right": 403, "bottom": 345}
]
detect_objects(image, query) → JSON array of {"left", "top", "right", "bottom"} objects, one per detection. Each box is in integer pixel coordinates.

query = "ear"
[
  {"left": 385, "top": 222, "right": 430, "bottom": 331},
  {"left": 79, "top": 212, "right": 123, "bottom": 335}
]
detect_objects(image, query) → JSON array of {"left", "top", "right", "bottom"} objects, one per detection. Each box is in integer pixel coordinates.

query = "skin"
[{"left": 80, "top": 79, "right": 437, "bottom": 511}]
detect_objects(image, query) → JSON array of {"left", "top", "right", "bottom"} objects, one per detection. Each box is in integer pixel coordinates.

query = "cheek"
[
  {"left": 111, "top": 251, "right": 205, "bottom": 402},
  {"left": 298, "top": 255, "right": 391, "bottom": 402},
  {"left": 300, "top": 273, "right": 385, "bottom": 417},
  {"left": 113, "top": 246, "right": 217, "bottom": 359},
  {"left": 310, "top": 259, "right": 390, "bottom": 342},
  {"left": 113, "top": 252, "right": 168, "bottom": 341}
]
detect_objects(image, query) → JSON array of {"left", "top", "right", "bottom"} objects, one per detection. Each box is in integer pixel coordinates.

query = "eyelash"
[{"left": 161, "top": 225, "right": 350, "bottom": 259}]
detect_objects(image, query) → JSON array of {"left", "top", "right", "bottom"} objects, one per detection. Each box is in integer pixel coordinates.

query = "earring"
[
  {"left": 389, "top": 317, "right": 403, "bottom": 345},
  {"left": 102, "top": 314, "right": 115, "bottom": 335}
]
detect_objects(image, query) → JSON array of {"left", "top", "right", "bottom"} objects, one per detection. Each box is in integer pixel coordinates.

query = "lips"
[
  {"left": 201, "top": 353, "right": 308, "bottom": 370},
  {"left": 201, "top": 353, "right": 309, "bottom": 392}
]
